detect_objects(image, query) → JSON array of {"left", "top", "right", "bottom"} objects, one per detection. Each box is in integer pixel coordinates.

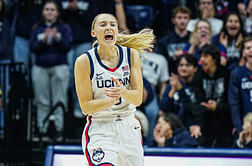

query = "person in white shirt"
[{"left": 187, "top": 0, "right": 223, "bottom": 35}]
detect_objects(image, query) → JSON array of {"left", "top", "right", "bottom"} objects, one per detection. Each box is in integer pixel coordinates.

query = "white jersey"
[{"left": 86, "top": 45, "right": 136, "bottom": 118}]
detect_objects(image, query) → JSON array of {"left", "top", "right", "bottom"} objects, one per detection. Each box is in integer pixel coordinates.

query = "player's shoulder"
[{"left": 75, "top": 52, "right": 91, "bottom": 67}]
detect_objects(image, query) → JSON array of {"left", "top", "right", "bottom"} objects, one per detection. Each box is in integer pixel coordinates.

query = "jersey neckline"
[{"left": 94, "top": 45, "right": 123, "bottom": 72}]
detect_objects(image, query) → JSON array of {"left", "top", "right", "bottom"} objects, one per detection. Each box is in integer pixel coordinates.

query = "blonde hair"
[
  {"left": 91, "top": 13, "right": 155, "bottom": 52},
  {"left": 244, "top": 113, "right": 252, "bottom": 124},
  {"left": 189, "top": 19, "right": 212, "bottom": 44}
]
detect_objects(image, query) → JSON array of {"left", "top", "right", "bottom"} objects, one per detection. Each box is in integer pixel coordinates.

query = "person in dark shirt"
[
  {"left": 160, "top": 54, "right": 198, "bottom": 129},
  {"left": 228, "top": 36, "right": 252, "bottom": 135},
  {"left": 191, "top": 44, "right": 233, "bottom": 147},
  {"left": 155, "top": 6, "right": 191, "bottom": 74}
]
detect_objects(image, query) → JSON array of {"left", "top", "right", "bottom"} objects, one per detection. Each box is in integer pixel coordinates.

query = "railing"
[{"left": 0, "top": 62, "right": 33, "bottom": 165}]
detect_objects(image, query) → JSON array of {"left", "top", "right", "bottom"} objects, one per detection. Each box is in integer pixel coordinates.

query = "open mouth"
[
  {"left": 200, "top": 32, "right": 208, "bottom": 38},
  {"left": 228, "top": 27, "right": 238, "bottom": 32},
  {"left": 201, "top": 62, "right": 208, "bottom": 68},
  {"left": 104, "top": 35, "right": 114, "bottom": 41}
]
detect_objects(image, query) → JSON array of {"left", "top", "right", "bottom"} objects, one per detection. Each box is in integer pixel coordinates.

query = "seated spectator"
[
  {"left": 242, "top": 0, "right": 252, "bottom": 35},
  {"left": 212, "top": 12, "right": 246, "bottom": 71},
  {"left": 187, "top": 0, "right": 223, "bottom": 36},
  {"left": 153, "top": 112, "right": 198, "bottom": 148},
  {"left": 140, "top": 36, "right": 169, "bottom": 146},
  {"left": 191, "top": 44, "right": 233, "bottom": 148},
  {"left": 141, "top": 49, "right": 169, "bottom": 99},
  {"left": 160, "top": 54, "right": 198, "bottom": 129},
  {"left": 228, "top": 36, "right": 252, "bottom": 135},
  {"left": 30, "top": 0, "right": 72, "bottom": 141},
  {"left": 214, "top": 0, "right": 244, "bottom": 19},
  {"left": 155, "top": 6, "right": 191, "bottom": 74},
  {"left": 236, "top": 112, "right": 252, "bottom": 149},
  {"left": 183, "top": 19, "right": 227, "bottom": 66},
  {"left": 137, "top": 76, "right": 159, "bottom": 146}
]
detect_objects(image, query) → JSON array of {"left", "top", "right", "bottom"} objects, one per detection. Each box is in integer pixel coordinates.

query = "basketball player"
[{"left": 74, "top": 13, "right": 154, "bottom": 166}]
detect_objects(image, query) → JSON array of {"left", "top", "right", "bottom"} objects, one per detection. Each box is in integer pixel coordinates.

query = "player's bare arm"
[
  {"left": 120, "top": 48, "right": 143, "bottom": 106},
  {"left": 74, "top": 54, "right": 119, "bottom": 115}
]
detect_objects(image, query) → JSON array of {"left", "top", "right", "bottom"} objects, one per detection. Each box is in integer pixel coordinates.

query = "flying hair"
[{"left": 91, "top": 13, "right": 155, "bottom": 52}]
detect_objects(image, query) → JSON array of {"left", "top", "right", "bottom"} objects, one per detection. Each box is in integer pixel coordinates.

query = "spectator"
[
  {"left": 187, "top": 0, "right": 223, "bottom": 36},
  {"left": 191, "top": 44, "right": 233, "bottom": 148},
  {"left": 228, "top": 36, "right": 252, "bottom": 135},
  {"left": 150, "top": 0, "right": 182, "bottom": 38},
  {"left": 155, "top": 6, "right": 191, "bottom": 74},
  {"left": 153, "top": 112, "right": 198, "bottom": 147},
  {"left": 242, "top": 0, "right": 252, "bottom": 35},
  {"left": 183, "top": 19, "right": 227, "bottom": 66},
  {"left": 238, "top": 0, "right": 248, "bottom": 17},
  {"left": 114, "top": 0, "right": 129, "bottom": 33},
  {"left": 214, "top": 0, "right": 244, "bottom": 19},
  {"left": 14, "top": 0, "right": 45, "bottom": 69},
  {"left": 141, "top": 48, "right": 169, "bottom": 99},
  {"left": 30, "top": 0, "right": 72, "bottom": 140},
  {"left": 0, "top": 0, "right": 12, "bottom": 61},
  {"left": 58, "top": 0, "right": 97, "bottom": 118},
  {"left": 136, "top": 77, "right": 153, "bottom": 145},
  {"left": 125, "top": 0, "right": 167, "bottom": 37},
  {"left": 212, "top": 12, "right": 246, "bottom": 71},
  {"left": 236, "top": 112, "right": 252, "bottom": 149},
  {"left": 160, "top": 54, "right": 198, "bottom": 129},
  {"left": 0, "top": 0, "right": 13, "bottom": 110},
  {"left": 140, "top": 48, "right": 169, "bottom": 146}
]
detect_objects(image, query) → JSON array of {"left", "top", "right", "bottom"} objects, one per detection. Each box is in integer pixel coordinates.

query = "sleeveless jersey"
[{"left": 86, "top": 45, "right": 136, "bottom": 118}]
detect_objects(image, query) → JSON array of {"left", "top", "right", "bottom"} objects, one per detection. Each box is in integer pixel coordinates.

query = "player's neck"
[{"left": 98, "top": 45, "right": 118, "bottom": 60}]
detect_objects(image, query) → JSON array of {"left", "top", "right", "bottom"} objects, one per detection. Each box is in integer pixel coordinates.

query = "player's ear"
[{"left": 91, "top": 30, "right": 96, "bottom": 37}]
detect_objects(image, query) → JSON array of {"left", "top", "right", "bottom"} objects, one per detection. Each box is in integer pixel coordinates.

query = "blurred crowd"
[{"left": 0, "top": 0, "right": 252, "bottom": 149}]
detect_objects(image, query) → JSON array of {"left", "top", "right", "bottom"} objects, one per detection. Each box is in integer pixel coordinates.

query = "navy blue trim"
[
  {"left": 94, "top": 46, "right": 123, "bottom": 72},
  {"left": 44, "top": 146, "right": 54, "bottom": 166},
  {"left": 45, "top": 146, "right": 252, "bottom": 157},
  {"left": 43, "top": 145, "right": 252, "bottom": 166},
  {"left": 117, "top": 45, "right": 124, "bottom": 68},
  {"left": 85, "top": 116, "right": 94, "bottom": 166},
  {"left": 144, "top": 147, "right": 252, "bottom": 158},
  {"left": 127, "top": 47, "right": 131, "bottom": 70},
  {"left": 97, "top": 163, "right": 115, "bottom": 166},
  {"left": 86, "top": 52, "right": 94, "bottom": 79}
]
